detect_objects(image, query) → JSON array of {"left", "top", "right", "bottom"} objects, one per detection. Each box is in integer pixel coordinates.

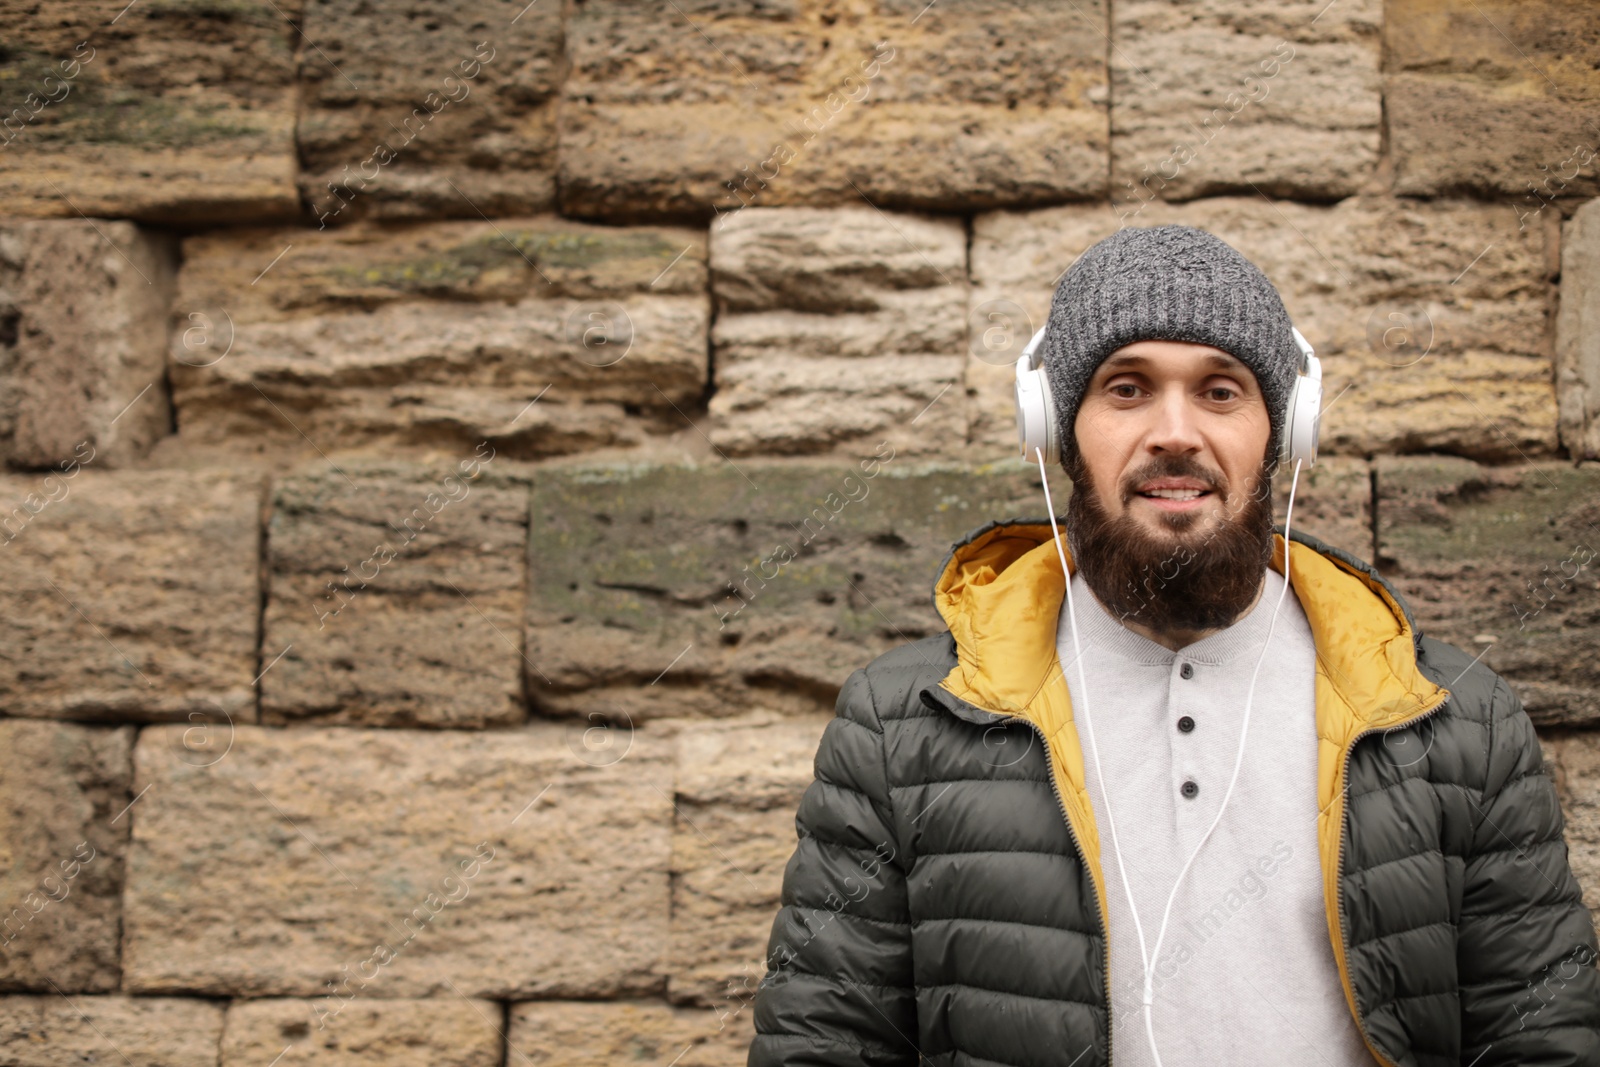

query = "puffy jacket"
[{"left": 750, "top": 518, "right": 1600, "bottom": 1067}]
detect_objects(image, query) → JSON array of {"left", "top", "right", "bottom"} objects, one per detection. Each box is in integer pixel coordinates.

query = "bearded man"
[{"left": 748, "top": 225, "right": 1600, "bottom": 1066}]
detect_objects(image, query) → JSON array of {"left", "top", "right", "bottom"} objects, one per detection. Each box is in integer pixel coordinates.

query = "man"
[{"left": 748, "top": 225, "right": 1600, "bottom": 1066}]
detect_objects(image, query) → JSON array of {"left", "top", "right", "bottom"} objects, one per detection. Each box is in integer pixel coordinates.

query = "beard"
[{"left": 1062, "top": 447, "right": 1277, "bottom": 633}]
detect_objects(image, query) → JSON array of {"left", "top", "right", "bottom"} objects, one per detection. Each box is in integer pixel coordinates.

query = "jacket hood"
[{"left": 927, "top": 516, "right": 1440, "bottom": 728}]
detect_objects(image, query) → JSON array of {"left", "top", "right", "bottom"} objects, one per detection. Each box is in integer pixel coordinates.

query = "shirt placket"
[{"left": 1170, "top": 655, "right": 1211, "bottom": 857}]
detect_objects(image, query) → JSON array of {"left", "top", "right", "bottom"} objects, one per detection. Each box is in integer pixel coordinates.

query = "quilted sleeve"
[
  {"left": 1459, "top": 674, "right": 1600, "bottom": 1065},
  {"left": 748, "top": 666, "right": 918, "bottom": 1067}
]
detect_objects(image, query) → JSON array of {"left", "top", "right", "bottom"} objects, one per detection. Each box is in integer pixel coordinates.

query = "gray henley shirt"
[{"left": 1055, "top": 565, "right": 1376, "bottom": 1066}]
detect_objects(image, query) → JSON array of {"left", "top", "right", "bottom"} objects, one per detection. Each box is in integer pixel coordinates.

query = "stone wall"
[{"left": 1, "top": 0, "right": 1598, "bottom": 1063}]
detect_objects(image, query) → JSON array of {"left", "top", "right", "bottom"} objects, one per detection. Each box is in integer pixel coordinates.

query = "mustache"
[{"left": 1118, "top": 456, "right": 1225, "bottom": 502}]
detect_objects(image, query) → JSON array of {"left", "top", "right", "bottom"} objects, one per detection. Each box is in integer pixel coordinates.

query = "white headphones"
[{"left": 1014, "top": 324, "right": 1323, "bottom": 468}]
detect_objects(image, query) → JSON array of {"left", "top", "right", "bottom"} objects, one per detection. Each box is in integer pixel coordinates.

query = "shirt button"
[
  {"left": 1181, "top": 780, "right": 1199, "bottom": 799},
  {"left": 1180, "top": 663, "right": 1194, "bottom": 679},
  {"left": 1177, "top": 715, "right": 1195, "bottom": 733}
]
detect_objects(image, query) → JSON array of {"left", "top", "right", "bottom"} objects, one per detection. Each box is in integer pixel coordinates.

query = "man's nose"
[{"left": 1144, "top": 385, "right": 1205, "bottom": 455}]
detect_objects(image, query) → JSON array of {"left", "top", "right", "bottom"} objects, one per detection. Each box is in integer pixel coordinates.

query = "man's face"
[{"left": 1063, "top": 339, "right": 1276, "bottom": 633}]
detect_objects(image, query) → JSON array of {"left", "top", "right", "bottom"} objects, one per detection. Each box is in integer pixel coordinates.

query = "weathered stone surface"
[
  {"left": 970, "top": 196, "right": 1556, "bottom": 463},
  {"left": 220, "top": 997, "right": 501, "bottom": 1066},
  {"left": 261, "top": 460, "right": 528, "bottom": 728},
  {"left": 525, "top": 460, "right": 1044, "bottom": 721},
  {"left": 668, "top": 713, "right": 826, "bottom": 1005},
  {"left": 0, "top": 470, "right": 259, "bottom": 723},
  {"left": 123, "top": 723, "right": 672, "bottom": 998},
  {"left": 0, "top": 1, "right": 299, "bottom": 223},
  {"left": 560, "top": 0, "right": 1107, "bottom": 220},
  {"left": 509, "top": 999, "right": 755, "bottom": 1067},
  {"left": 1111, "top": 0, "right": 1382, "bottom": 203},
  {"left": 0, "top": 219, "right": 176, "bottom": 470},
  {"left": 709, "top": 207, "right": 967, "bottom": 457},
  {"left": 1385, "top": 0, "right": 1600, "bottom": 199},
  {"left": 1376, "top": 456, "right": 1600, "bottom": 727},
  {"left": 1546, "top": 732, "right": 1600, "bottom": 914},
  {"left": 1558, "top": 198, "right": 1600, "bottom": 460},
  {"left": 0, "top": 721, "right": 131, "bottom": 993},
  {"left": 1271, "top": 455, "right": 1373, "bottom": 563},
  {"left": 298, "top": 1, "right": 560, "bottom": 224},
  {"left": 168, "top": 218, "right": 708, "bottom": 459},
  {"left": 0, "top": 995, "right": 223, "bottom": 1067}
]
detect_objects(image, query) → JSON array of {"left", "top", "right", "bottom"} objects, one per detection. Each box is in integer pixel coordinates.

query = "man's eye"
[
  {"left": 1111, "top": 384, "right": 1139, "bottom": 398},
  {"left": 1207, "top": 387, "right": 1236, "bottom": 401}
]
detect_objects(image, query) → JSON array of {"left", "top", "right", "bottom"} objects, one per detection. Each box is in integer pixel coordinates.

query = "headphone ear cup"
[
  {"left": 1015, "top": 362, "right": 1056, "bottom": 462},
  {"left": 1014, "top": 326, "right": 1058, "bottom": 463},
  {"left": 1282, "top": 328, "right": 1322, "bottom": 470},
  {"left": 1279, "top": 356, "right": 1323, "bottom": 469}
]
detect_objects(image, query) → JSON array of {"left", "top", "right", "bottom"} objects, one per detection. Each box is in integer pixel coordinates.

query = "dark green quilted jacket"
[{"left": 750, "top": 520, "right": 1600, "bottom": 1066}]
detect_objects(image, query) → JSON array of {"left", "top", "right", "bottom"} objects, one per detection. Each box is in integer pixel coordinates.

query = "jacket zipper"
[
  {"left": 1332, "top": 693, "right": 1451, "bottom": 1067},
  {"left": 1007, "top": 713, "right": 1114, "bottom": 1067}
]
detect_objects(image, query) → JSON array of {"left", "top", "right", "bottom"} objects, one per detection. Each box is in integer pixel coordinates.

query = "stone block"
[
  {"left": 0, "top": 995, "right": 223, "bottom": 1067},
  {"left": 0, "top": 721, "right": 132, "bottom": 993},
  {"left": 1385, "top": 0, "right": 1600, "bottom": 199},
  {"left": 1376, "top": 456, "right": 1600, "bottom": 727},
  {"left": 509, "top": 999, "right": 754, "bottom": 1067},
  {"left": 1111, "top": 0, "right": 1382, "bottom": 202},
  {"left": 260, "top": 460, "right": 528, "bottom": 728},
  {"left": 0, "top": 219, "right": 176, "bottom": 470},
  {"left": 167, "top": 218, "right": 708, "bottom": 460},
  {"left": 0, "top": 1, "right": 300, "bottom": 223},
  {"left": 220, "top": 997, "right": 501, "bottom": 1067},
  {"left": 559, "top": 0, "right": 1107, "bottom": 220},
  {"left": 1546, "top": 732, "right": 1600, "bottom": 915},
  {"left": 969, "top": 195, "right": 1557, "bottom": 463},
  {"left": 1557, "top": 198, "right": 1600, "bottom": 460},
  {"left": 709, "top": 206, "right": 967, "bottom": 457},
  {"left": 524, "top": 459, "right": 1044, "bottom": 721},
  {"left": 1272, "top": 455, "right": 1373, "bottom": 563},
  {"left": 668, "top": 714, "right": 827, "bottom": 1005},
  {"left": 297, "top": 0, "right": 561, "bottom": 223},
  {"left": 0, "top": 470, "right": 260, "bottom": 723},
  {"left": 122, "top": 723, "right": 672, "bottom": 999}
]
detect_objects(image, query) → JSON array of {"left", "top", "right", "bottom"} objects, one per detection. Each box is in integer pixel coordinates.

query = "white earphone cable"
[
  {"left": 1034, "top": 447, "right": 1305, "bottom": 1067},
  {"left": 1035, "top": 446, "right": 1155, "bottom": 1011}
]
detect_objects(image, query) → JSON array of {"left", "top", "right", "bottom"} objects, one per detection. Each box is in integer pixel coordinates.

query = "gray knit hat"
[{"left": 1040, "top": 224, "right": 1302, "bottom": 467}]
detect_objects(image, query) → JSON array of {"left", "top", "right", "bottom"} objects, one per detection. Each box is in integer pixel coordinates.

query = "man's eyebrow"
[{"left": 1099, "top": 352, "right": 1249, "bottom": 373}]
